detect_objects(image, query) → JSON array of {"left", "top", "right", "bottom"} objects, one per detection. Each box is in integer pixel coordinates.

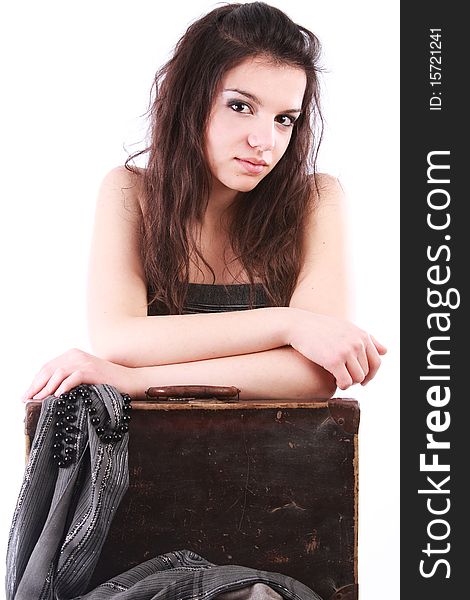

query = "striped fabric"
[
  {"left": 5, "top": 385, "right": 324, "bottom": 600},
  {"left": 6, "top": 385, "right": 130, "bottom": 599},
  {"left": 148, "top": 283, "right": 270, "bottom": 315}
]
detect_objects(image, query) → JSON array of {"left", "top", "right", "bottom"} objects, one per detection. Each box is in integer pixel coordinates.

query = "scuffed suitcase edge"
[
  {"left": 327, "top": 399, "right": 360, "bottom": 434},
  {"left": 328, "top": 583, "right": 358, "bottom": 600}
]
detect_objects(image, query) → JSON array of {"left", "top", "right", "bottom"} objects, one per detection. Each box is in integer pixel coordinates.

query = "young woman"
[{"left": 23, "top": 2, "right": 386, "bottom": 403}]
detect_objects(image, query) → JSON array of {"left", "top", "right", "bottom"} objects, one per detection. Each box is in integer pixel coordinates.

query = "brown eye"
[
  {"left": 229, "top": 101, "right": 251, "bottom": 113},
  {"left": 276, "top": 114, "right": 296, "bottom": 127}
]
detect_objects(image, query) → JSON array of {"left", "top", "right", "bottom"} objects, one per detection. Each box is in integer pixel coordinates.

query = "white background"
[{"left": 0, "top": 1, "right": 399, "bottom": 597}]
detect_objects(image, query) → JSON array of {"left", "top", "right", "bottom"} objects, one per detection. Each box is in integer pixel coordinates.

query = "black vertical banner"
[{"left": 401, "top": 3, "right": 466, "bottom": 598}]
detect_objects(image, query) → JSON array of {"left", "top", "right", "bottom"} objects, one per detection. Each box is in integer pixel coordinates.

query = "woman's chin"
[
  {"left": 209, "top": 172, "right": 267, "bottom": 199},
  {"left": 226, "top": 175, "right": 265, "bottom": 193}
]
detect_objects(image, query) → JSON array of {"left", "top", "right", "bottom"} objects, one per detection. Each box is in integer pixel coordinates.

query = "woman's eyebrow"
[{"left": 223, "top": 88, "right": 302, "bottom": 114}]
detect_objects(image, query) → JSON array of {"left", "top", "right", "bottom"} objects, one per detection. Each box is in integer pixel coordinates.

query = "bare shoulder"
[
  {"left": 96, "top": 165, "right": 145, "bottom": 220},
  {"left": 310, "top": 172, "right": 346, "bottom": 208},
  {"left": 99, "top": 164, "right": 143, "bottom": 190},
  {"left": 300, "top": 172, "right": 349, "bottom": 240}
]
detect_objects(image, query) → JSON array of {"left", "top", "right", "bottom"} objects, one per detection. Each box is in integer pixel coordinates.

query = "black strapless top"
[{"left": 147, "top": 283, "right": 269, "bottom": 315}]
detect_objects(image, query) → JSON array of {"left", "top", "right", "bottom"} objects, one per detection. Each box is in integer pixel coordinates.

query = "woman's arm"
[
  {"left": 289, "top": 174, "right": 353, "bottom": 319},
  {"left": 23, "top": 345, "right": 336, "bottom": 402},
  {"left": 128, "top": 346, "right": 337, "bottom": 400},
  {"left": 288, "top": 174, "right": 385, "bottom": 387},
  {"left": 99, "top": 306, "right": 295, "bottom": 367}
]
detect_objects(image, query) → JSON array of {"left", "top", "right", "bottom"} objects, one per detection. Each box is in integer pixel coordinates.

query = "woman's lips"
[{"left": 235, "top": 158, "right": 267, "bottom": 175}]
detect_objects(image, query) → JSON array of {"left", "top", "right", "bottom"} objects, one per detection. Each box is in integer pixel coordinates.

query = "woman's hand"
[
  {"left": 287, "top": 308, "right": 387, "bottom": 390},
  {"left": 22, "top": 348, "right": 136, "bottom": 402}
]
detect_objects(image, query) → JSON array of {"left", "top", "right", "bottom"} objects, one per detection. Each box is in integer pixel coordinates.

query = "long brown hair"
[{"left": 125, "top": 2, "right": 324, "bottom": 313}]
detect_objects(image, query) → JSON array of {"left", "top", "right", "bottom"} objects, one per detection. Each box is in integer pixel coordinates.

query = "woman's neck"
[{"left": 205, "top": 180, "right": 240, "bottom": 227}]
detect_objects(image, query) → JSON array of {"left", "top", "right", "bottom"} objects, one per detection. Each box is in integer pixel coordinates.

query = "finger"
[
  {"left": 22, "top": 349, "right": 84, "bottom": 402},
  {"left": 334, "top": 364, "right": 353, "bottom": 391},
  {"left": 23, "top": 368, "right": 55, "bottom": 402},
  {"left": 346, "top": 357, "right": 366, "bottom": 385},
  {"left": 32, "top": 368, "right": 68, "bottom": 401},
  {"left": 355, "top": 343, "right": 369, "bottom": 379},
  {"left": 55, "top": 371, "right": 85, "bottom": 398},
  {"left": 362, "top": 342, "right": 382, "bottom": 385},
  {"left": 371, "top": 335, "right": 387, "bottom": 355}
]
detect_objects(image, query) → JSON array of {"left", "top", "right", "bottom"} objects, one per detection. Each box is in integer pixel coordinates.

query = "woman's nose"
[{"left": 247, "top": 122, "right": 275, "bottom": 152}]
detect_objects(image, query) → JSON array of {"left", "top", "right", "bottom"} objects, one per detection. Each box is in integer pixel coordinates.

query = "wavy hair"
[{"left": 125, "top": 2, "right": 324, "bottom": 313}]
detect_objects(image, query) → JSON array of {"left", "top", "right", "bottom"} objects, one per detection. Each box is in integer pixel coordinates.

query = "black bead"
[
  {"left": 96, "top": 426, "right": 105, "bottom": 435},
  {"left": 87, "top": 406, "right": 97, "bottom": 415},
  {"left": 113, "top": 433, "right": 122, "bottom": 441},
  {"left": 64, "top": 436, "right": 74, "bottom": 444},
  {"left": 123, "top": 404, "right": 132, "bottom": 412},
  {"left": 52, "top": 442, "right": 62, "bottom": 450},
  {"left": 118, "top": 424, "right": 129, "bottom": 433},
  {"left": 102, "top": 434, "right": 113, "bottom": 443},
  {"left": 56, "top": 399, "right": 66, "bottom": 408},
  {"left": 64, "top": 447, "right": 74, "bottom": 455},
  {"left": 66, "top": 404, "right": 77, "bottom": 412},
  {"left": 65, "top": 415, "right": 76, "bottom": 422},
  {"left": 84, "top": 398, "right": 93, "bottom": 406},
  {"left": 90, "top": 416, "right": 100, "bottom": 426},
  {"left": 56, "top": 410, "right": 65, "bottom": 417},
  {"left": 64, "top": 425, "right": 75, "bottom": 433},
  {"left": 57, "top": 460, "right": 66, "bottom": 468},
  {"left": 122, "top": 414, "right": 131, "bottom": 423},
  {"left": 59, "top": 393, "right": 69, "bottom": 400},
  {"left": 55, "top": 420, "right": 64, "bottom": 428},
  {"left": 54, "top": 431, "right": 64, "bottom": 440}
]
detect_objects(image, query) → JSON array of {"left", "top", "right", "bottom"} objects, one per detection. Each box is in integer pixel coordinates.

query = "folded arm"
[
  {"left": 24, "top": 345, "right": 336, "bottom": 402},
  {"left": 128, "top": 346, "right": 337, "bottom": 400}
]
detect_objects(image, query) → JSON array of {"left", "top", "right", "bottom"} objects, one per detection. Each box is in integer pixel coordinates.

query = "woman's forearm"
[
  {"left": 126, "top": 346, "right": 337, "bottom": 401},
  {"left": 92, "top": 307, "right": 293, "bottom": 368}
]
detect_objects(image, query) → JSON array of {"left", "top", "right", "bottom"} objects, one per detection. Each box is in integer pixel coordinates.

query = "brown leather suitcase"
[{"left": 25, "top": 387, "right": 359, "bottom": 600}]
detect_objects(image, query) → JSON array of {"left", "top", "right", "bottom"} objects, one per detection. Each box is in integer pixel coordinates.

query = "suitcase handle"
[{"left": 144, "top": 385, "right": 241, "bottom": 403}]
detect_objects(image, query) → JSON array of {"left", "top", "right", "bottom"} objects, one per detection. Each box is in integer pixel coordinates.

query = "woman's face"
[{"left": 205, "top": 56, "right": 307, "bottom": 197}]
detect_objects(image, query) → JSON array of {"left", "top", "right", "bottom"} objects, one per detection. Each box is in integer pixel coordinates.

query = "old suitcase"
[{"left": 24, "top": 386, "right": 359, "bottom": 600}]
